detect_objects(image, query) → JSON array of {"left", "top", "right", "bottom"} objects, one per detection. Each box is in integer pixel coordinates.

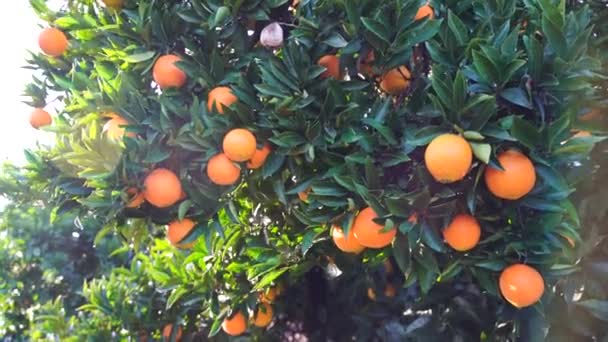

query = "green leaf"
[
  {"left": 542, "top": 16, "right": 567, "bottom": 58},
  {"left": 447, "top": 10, "right": 469, "bottom": 46},
  {"left": 421, "top": 222, "right": 445, "bottom": 253},
  {"left": 361, "top": 17, "right": 390, "bottom": 44},
  {"left": 124, "top": 51, "right": 156, "bottom": 63},
  {"left": 166, "top": 288, "right": 188, "bottom": 310},
  {"left": 475, "top": 259, "right": 507, "bottom": 271},
  {"left": 463, "top": 131, "right": 485, "bottom": 141},
  {"left": 510, "top": 117, "right": 540, "bottom": 150},
  {"left": 500, "top": 88, "right": 532, "bottom": 109},
  {"left": 392, "top": 234, "right": 411, "bottom": 275},
  {"left": 470, "top": 142, "right": 491, "bottom": 164},
  {"left": 323, "top": 32, "right": 348, "bottom": 48},
  {"left": 208, "top": 316, "right": 223, "bottom": 337},
  {"left": 262, "top": 153, "right": 285, "bottom": 179},
  {"left": 472, "top": 50, "right": 498, "bottom": 85},
  {"left": 576, "top": 300, "right": 608, "bottom": 321},
  {"left": 253, "top": 268, "right": 289, "bottom": 290},
  {"left": 178, "top": 200, "right": 192, "bottom": 221},
  {"left": 213, "top": 6, "right": 231, "bottom": 28}
]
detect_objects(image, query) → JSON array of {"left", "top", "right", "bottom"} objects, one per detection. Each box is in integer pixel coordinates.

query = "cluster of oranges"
[
  {"left": 316, "top": 4, "right": 435, "bottom": 95},
  {"left": 221, "top": 286, "right": 281, "bottom": 337},
  {"left": 328, "top": 131, "right": 544, "bottom": 308},
  {"left": 34, "top": 2, "right": 554, "bottom": 334},
  {"left": 159, "top": 286, "right": 281, "bottom": 340},
  {"left": 367, "top": 260, "right": 398, "bottom": 301}
]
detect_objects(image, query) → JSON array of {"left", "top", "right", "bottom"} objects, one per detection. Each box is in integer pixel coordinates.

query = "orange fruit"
[
  {"left": 39, "top": 28, "right": 68, "bottom": 57},
  {"left": 384, "top": 283, "right": 396, "bottom": 297},
  {"left": 222, "top": 311, "right": 247, "bottom": 336},
  {"left": 383, "top": 259, "right": 394, "bottom": 275},
  {"left": 259, "top": 286, "right": 279, "bottom": 303},
  {"left": 318, "top": 55, "right": 342, "bottom": 79},
  {"left": 29, "top": 108, "right": 52, "bottom": 129},
  {"left": 367, "top": 284, "right": 396, "bottom": 301},
  {"left": 352, "top": 207, "right": 396, "bottom": 249},
  {"left": 367, "top": 287, "right": 377, "bottom": 301},
  {"left": 332, "top": 224, "right": 365, "bottom": 254},
  {"left": 207, "top": 153, "right": 241, "bottom": 186},
  {"left": 247, "top": 143, "right": 272, "bottom": 169},
  {"left": 252, "top": 302, "right": 273, "bottom": 328},
  {"left": 103, "top": 115, "right": 135, "bottom": 140},
  {"left": 102, "top": 0, "right": 123, "bottom": 9},
  {"left": 580, "top": 108, "right": 601, "bottom": 122},
  {"left": 358, "top": 51, "right": 375, "bottom": 77},
  {"left": 125, "top": 187, "right": 145, "bottom": 208},
  {"left": 415, "top": 4, "right": 435, "bottom": 20},
  {"left": 167, "top": 218, "right": 197, "bottom": 249},
  {"left": 499, "top": 264, "right": 545, "bottom": 308},
  {"left": 442, "top": 214, "right": 481, "bottom": 252},
  {"left": 424, "top": 134, "right": 472, "bottom": 183},
  {"left": 298, "top": 188, "right": 311, "bottom": 202},
  {"left": 162, "top": 324, "right": 182, "bottom": 342},
  {"left": 379, "top": 66, "right": 411, "bottom": 95},
  {"left": 223, "top": 129, "right": 257, "bottom": 162},
  {"left": 207, "top": 86, "right": 237, "bottom": 114},
  {"left": 153, "top": 55, "right": 187, "bottom": 89},
  {"left": 143, "top": 168, "right": 183, "bottom": 208},
  {"left": 484, "top": 150, "right": 536, "bottom": 200},
  {"left": 572, "top": 130, "right": 591, "bottom": 138}
]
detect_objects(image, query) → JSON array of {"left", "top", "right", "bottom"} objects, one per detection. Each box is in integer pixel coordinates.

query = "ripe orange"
[
  {"left": 162, "top": 324, "right": 182, "bottom": 342},
  {"left": 379, "top": 66, "right": 411, "bottom": 95},
  {"left": 29, "top": 108, "right": 52, "bottom": 129},
  {"left": 153, "top": 55, "right": 187, "bottom": 89},
  {"left": 424, "top": 134, "right": 472, "bottom": 183},
  {"left": 352, "top": 207, "right": 396, "bottom": 249},
  {"left": 259, "top": 286, "right": 279, "bottom": 303},
  {"left": 103, "top": 115, "right": 135, "bottom": 140},
  {"left": 580, "top": 108, "right": 601, "bottom": 122},
  {"left": 415, "top": 4, "right": 435, "bottom": 20},
  {"left": 207, "top": 153, "right": 241, "bottom": 186},
  {"left": 39, "top": 28, "right": 68, "bottom": 57},
  {"left": 383, "top": 259, "right": 394, "bottom": 275},
  {"left": 167, "top": 218, "right": 197, "bottom": 249},
  {"left": 499, "top": 264, "right": 545, "bottom": 308},
  {"left": 125, "top": 187, "right": 145, "bottom": 208},
  {"left": 102, "top": 0, "right": 123, "bottom": 9},
  {"left": 143, "top": 168, "right": 183, "bottom": 208},
  {"left": 572, "top": 130, "right": 591, "bottom": 138},
  {"left": 223, "top": 128, "right": 257, "bottom": 162},
  {"left": 367, "top": 287, "right": 377, "bottom": 301},
  {"left": 298, "top": 188, "right": 311, "bottom": 202},
  {"left": 222, "top": 311, "right": 247, "bottom": 336},
  {"left": 247, "top": 143, "right": 272, "bottom": 169},
  {"left": 207, "top": 86, "right": 237, "bottom": 114},
  {"left": 442, "top": 214, "right": 481, "bottom": 252},
  {"left": 367, "top": 284, "right": 396, "bottom": 301},
  {"left": 252, "top": 302, "right": 273, "bottom": 328},
  {"left": 332, "top": 224, "right": 365, "bottom": 254},
  {"left": 384, "top": 283, "right": 396, "bottom": 297},
  {"left": 318, "top": 55, "right": 342, "bottom": 79},
  {"left": 484, "top": 150, "right": 536, "bottom": 200}
]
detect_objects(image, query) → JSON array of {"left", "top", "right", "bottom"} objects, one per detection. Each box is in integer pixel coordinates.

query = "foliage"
[{"left": 5, "top": 0, "right": 608, "bottom": 341}]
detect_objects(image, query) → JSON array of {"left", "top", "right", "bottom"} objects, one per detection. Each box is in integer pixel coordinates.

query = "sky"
[{"left": 0, "top": 2, "right": 59, "bottom": 165}]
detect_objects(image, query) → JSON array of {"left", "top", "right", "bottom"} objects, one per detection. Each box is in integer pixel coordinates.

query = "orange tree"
[{"left": 21, "top": 0, "right": 606, "bottom": 340}]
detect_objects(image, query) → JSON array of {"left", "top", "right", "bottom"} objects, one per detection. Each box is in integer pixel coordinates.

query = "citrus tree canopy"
[{"left": 12, "top": 0, "right": 608, "bottom": 340}]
